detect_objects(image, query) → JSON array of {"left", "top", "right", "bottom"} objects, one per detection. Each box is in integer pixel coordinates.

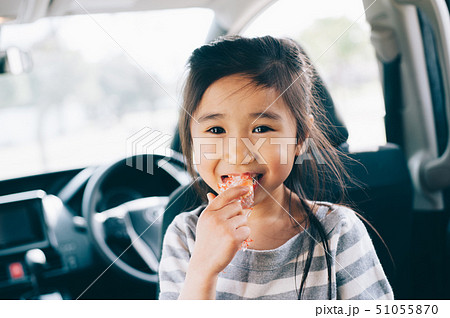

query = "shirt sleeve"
[
  {"left": 157, "top": 217, "right": 190, "bottom": 299},
  {"left": 331, "top": 210, "right": 394, "bottom": 300},
  {"left": 158, "top": 210, "right": 199, "bottom": 300}
]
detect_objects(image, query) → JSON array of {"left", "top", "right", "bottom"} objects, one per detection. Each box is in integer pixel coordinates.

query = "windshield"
[{"left": 0, "top": 8, "right": 213, "bottom": 180}]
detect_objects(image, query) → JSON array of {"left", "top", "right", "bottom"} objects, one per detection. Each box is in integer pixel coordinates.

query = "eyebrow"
[
  {"left": 197, "top": 113, "right": 225, "bottom": 123},
  {"left": 249, "top": 111, "right": 282, "bottom": 121},
  {"left": 196, "top": 110, "right": 282, "bottom": 123}
]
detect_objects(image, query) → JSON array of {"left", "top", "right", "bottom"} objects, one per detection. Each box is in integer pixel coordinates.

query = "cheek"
[
  {"left": 194, "top": 160, "right": 220, "bottom": 193},
  {"left": 258, "top": 143, "right": 297, "bottom": 186},
  {"left": 259, "top": 142, "right": 297, "bottom": 168},
  {"left": 192, "top": 144, "right": 219, "bottom": 191},
  {"left": 193, "top": 150, "right": 215, "bottom": 176},
  {"left": 191, "top": 132, "right": 222, "bottom": 167}
]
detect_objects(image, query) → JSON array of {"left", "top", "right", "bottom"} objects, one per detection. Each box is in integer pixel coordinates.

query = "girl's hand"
[{"left": 190, "top": 186, "right": 251, "bottom": 276}]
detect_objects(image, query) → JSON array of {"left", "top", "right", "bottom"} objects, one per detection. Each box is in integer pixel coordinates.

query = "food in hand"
[
  {"left": 218, "top": 174, "right": 255, "bottom": 251},
  {"left": 218, "top": 174, "right": 254, "bottom": 210}
]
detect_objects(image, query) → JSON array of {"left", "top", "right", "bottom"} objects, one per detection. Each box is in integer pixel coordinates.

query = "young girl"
[{"left": 158, "top": 35, "right": 394, "bottom": 300}]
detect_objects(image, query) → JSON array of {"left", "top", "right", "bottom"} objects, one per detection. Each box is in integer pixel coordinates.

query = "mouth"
[{"left": 220, "top": 173, "right": 264, "bottom": 186}]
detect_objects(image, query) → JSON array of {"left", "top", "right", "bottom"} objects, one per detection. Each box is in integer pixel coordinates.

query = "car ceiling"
[{"left": 0, "top": 0, "right": 276, "bottom": 33}]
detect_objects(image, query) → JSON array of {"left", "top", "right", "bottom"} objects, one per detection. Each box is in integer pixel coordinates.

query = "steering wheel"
[{"left": 82, "top": 152, "right": 190, "bottom": 283}]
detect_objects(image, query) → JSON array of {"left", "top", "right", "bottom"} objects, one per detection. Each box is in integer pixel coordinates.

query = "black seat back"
[
  {"left": 161, "top": 181, "right": 204, "bottom": 245},
  {"left": 346, "top": 144, "right": 413, "bottom": 299}
]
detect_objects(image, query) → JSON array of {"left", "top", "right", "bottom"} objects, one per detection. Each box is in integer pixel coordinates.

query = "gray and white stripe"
[{"left": 158, "top": 203, "right": 394, "bottom": 300}]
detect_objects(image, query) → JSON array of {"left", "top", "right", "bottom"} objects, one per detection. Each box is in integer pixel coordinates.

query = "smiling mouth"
[{"left": 220, "top": 173, "right": 263, "bottom": 184}]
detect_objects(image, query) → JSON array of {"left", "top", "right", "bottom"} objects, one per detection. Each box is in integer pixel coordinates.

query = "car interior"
[{"left": 0, "top": 0, "right": 450, "bottom": 300}]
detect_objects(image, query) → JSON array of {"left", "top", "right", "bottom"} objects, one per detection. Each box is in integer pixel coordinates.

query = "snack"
[
  {"left": 218, "top": 174, "right": 254, "bottom": 210},
  {"left": 218, "top": 174, "right": 255, "bottom": 251},
  {"left": 240, "top": 238, "right": 254, "bottom": 250}
]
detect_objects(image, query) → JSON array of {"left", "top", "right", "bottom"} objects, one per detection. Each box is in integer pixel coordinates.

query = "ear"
[{"left": 295, "top": 115, "right": 314, "bottom": 156}]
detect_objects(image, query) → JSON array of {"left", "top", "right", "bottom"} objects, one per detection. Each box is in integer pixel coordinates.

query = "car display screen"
[{"left": 0, "top": 199, "right": 46, "bottom": 250}]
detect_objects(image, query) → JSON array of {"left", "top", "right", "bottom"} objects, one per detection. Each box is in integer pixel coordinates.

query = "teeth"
[{"left": 221, "top": 173, "right": 262, "bottom": 181}]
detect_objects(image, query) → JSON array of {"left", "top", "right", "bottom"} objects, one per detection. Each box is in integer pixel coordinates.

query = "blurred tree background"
[
  {"left": 298, "top": 17, "right": 375, "bottom": 85},
  {"left": 296, "top": 16, "right": 385, "bottom": 150}
]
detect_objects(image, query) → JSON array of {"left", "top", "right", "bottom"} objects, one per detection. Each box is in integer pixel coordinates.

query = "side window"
[{"left": 243, "top": 0, "right": 386, "bottom": 151}]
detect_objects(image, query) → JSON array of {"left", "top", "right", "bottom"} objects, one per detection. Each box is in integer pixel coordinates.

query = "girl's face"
[{"left": 190, "top": 74, "right": 301, "bottom": 206}]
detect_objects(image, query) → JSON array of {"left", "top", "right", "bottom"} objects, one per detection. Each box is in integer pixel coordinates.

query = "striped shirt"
[{"left": 158, "top": 202, "right": 394, "bottom": 300}]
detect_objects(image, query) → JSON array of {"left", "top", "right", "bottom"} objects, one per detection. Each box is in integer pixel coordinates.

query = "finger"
[
  {"left": 209, "top": 186, "right": 250, "bottom": 211},
  {"left": 235, "top": 226, "right": 251, "bottom": 242},
  {"left": 229, "top": 214, "right": 248, "bottom": 230},
  {"left": 207, "top": 192, "right": 216, "bottom": 204},
  {"left": 218, "top": 200, "right": 245, "bottom": 220}
]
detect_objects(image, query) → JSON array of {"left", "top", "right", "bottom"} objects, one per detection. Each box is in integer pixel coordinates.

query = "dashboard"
[
  {"left": 0, "top": 180, "right": 95, "bottom": 297},
  {"left": 0, "top": 160, "right": 184, "bottom": 299},
  {"left": 0, "top": 191, "right": 48, "bottom": 256}
]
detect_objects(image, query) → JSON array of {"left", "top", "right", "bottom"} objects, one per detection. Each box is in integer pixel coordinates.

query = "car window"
[
  {"left": 243, "top": 0, "right": 386, "bottom": 152},
  {"left": 0, "top": 8, "right": 213, "bottom": 180}
]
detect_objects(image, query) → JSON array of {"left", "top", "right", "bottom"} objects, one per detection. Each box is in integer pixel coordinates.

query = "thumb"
[{"left": 206, "top": 192, "right": 216, "bottom": 204}]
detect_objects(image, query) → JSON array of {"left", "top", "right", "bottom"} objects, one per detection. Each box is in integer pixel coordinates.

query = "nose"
[{"left": 224, "top": 136, "right": 255, "bottom": 165}]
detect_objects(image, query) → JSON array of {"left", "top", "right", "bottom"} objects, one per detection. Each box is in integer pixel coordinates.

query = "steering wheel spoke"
[
  {"left": 96, "top": 205, "right": 128, "bottom": 222},
  {"left": 123, "top": 214, "right": 160, "bottom": 273}
]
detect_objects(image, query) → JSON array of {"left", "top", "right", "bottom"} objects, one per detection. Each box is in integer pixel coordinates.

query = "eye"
[
  {"left": 207, "top": 126, "right": 225, "bottom": 134},
  {"left": 253, "top": 126, "right": 273, "bottom": 133}
]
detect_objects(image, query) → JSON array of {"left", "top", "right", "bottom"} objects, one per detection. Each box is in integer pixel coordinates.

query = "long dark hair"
[{"left": 179, "top": 35, "right": 355, "bottom": 299}]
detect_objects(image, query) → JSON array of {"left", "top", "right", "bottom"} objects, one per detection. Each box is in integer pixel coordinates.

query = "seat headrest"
[
  {"left": 293, "top": 41, "right": 348, "bottom": 148},
  {"left": 313, "top": 74, "right": 349, "bottom": 147}
]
